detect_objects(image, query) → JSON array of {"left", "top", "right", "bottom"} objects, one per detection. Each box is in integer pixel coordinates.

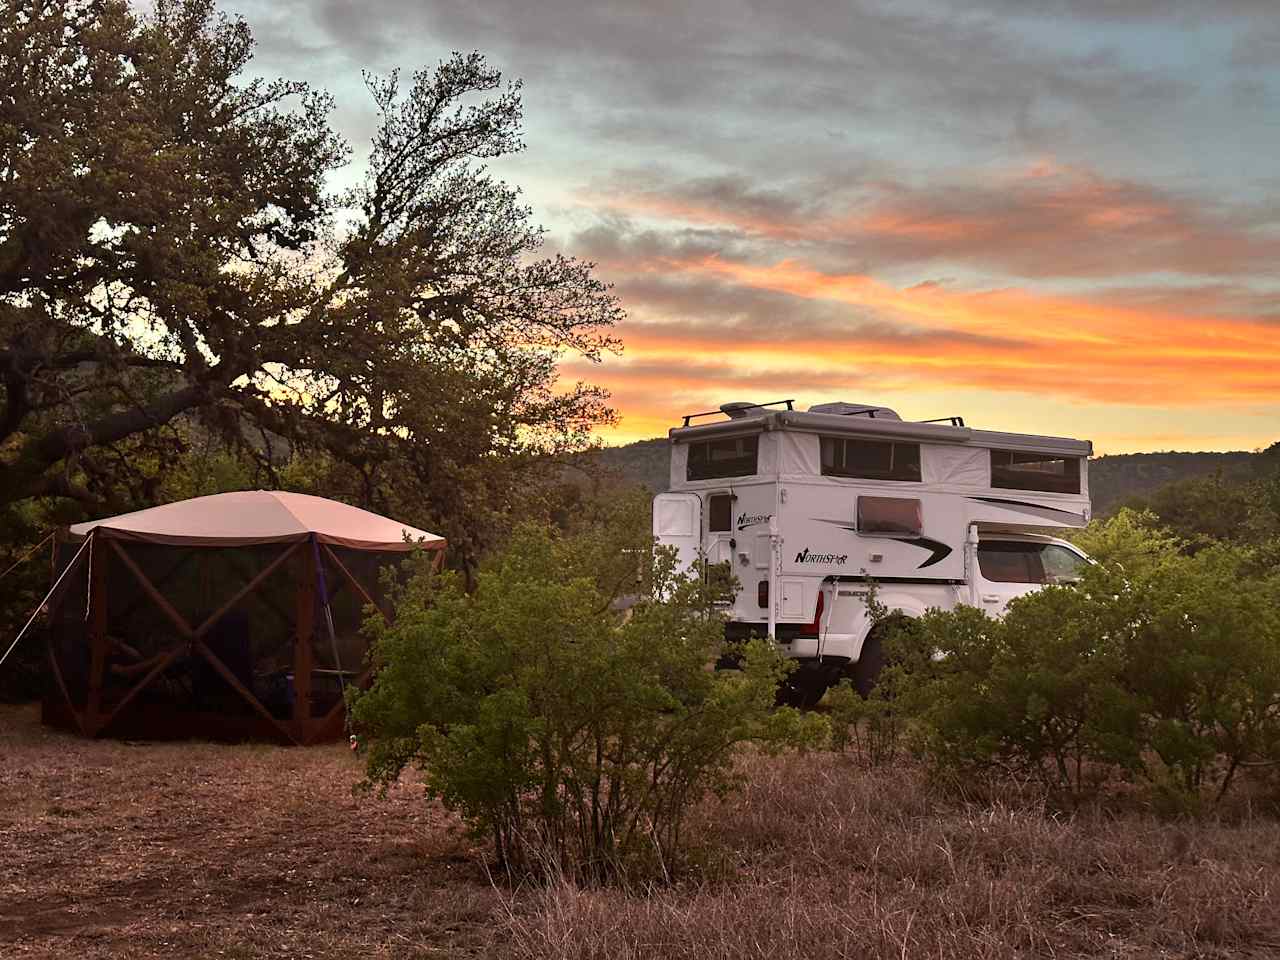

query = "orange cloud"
[
  {"left": 566, "top": 162, "right": 1280, "bottom": 449},
  {"left": 561, "top": 251, "right": 1280, "bottom": 444},
  {"left": 580, "top": 161, "right": 1280, "bottom": 279},
  {"left": 637, "top": 253, "right": 1276, "bottom": 353}
]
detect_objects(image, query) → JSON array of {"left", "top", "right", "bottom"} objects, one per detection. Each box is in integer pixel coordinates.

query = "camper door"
[{"left": 652, "top": 493, "right": 701, "bottom": 576}]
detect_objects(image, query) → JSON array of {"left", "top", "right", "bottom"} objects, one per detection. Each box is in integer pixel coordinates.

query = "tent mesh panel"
[{"left": 44, "top": 538, "right": 412, "bottom": 738}]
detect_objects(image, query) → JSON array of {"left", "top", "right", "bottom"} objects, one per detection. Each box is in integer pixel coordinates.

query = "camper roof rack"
[
  {"left": 920, "top": 416, "right": 966, "bottom": 427},
  {"left": 681, "top": 399, "right": 794, "bottom": 427}
]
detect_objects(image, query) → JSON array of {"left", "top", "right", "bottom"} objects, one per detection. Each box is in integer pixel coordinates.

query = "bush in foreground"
[
  {"left": 850, "top": 512, "right": 1280, "bottom": 808},
  {"left": 350, "top": 520, "right": 825, "bottom": 883}
]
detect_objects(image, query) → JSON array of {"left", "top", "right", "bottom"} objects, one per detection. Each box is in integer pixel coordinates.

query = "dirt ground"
[
  {"left": 0, "top": 703, "right": 506, "bottom": 958},
  {"left": 4, "top": 701, "right": 1280, "bottom": 959}
]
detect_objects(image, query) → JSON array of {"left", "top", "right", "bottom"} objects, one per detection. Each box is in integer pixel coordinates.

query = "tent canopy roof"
[{"left": 68, "top": 491, "right": 445, "bottom": 551}]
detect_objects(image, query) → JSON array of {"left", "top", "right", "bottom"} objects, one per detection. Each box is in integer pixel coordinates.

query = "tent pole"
[
  {"left": 320, "top": 543, "right": 391, "bottom": 624},
  {"left": 86, "top": 532, "right": 111, "bottom": 727},
  {"left": 292, "top": 544, "right": 315, "bottom": 739},
  {"left": 312, "top": 535, "right": 345, "bottom": 706}
]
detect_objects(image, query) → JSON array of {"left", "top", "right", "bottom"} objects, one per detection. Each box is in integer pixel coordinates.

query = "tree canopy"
[{"left": 0, "top": 0, "right": 621, "bottom": 563}]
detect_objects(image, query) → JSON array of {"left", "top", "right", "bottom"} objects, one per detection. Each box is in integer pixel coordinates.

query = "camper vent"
[
  {"left": 807, "top": 402, "right": 902, "bottom": 421},
  {"left": 681, "top": 399, "right": 795, "bottom": 427}
]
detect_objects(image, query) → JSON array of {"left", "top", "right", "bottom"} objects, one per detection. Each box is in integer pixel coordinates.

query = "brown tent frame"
[{"left": 43, "top": 528, "right": 445, "bottom": 745}]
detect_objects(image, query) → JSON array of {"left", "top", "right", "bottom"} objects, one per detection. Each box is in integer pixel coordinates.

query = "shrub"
[
  {"left": 1122, "top": 543, "right": 1280, "bottom": 805},
  {"left": 824, "top": 679, "right": 900, "bottom": 766},
  {"left": 825, "top": 602, "right": 925, "bottom": 767},
  {"left": 891, "top": 513, "right": 1280, "bottom": 808},
  {"left": 903, "top": 575, "right": 1143, "bottom": 793},
  {"left": 350, "top": 519, "right": 825, "bottom": 883}
]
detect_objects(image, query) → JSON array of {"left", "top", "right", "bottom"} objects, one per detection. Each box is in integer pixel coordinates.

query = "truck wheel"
[
  {"left": 852, "top": 633, "right": 885, "bottom": 698},
  {"left": 776, "top": 658, "right": 849, "bottom": 708},
  {"left": 776, "top": 670, "right": 830, "bottom": 709},
  {"left": 852, "top": 616, "right": 919, "bottom": 698},
  {"left": 714, "top": 650, "right": 744, "bottom": 672}
]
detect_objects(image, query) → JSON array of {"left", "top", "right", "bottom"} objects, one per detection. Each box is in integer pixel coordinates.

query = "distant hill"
[
  {"left": 588, "top": 438, "right": 671, "bottom": 494},
  {"left": 1088, "top": 450, "right": 1262, "bottom": 514},
  {"left": 581, "top": 437, "right": 1273, "bottom": 515}
]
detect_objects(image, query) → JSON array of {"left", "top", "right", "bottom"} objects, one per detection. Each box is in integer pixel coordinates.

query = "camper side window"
[
  {"left": 857, "top": 496, "right": 923, "bottom": 535},
  {"left": 821, "top": 437, "right": 921, "bottom": 481},
  {"left": 991, "top": 450, "right": 1081, "bottom": 494},
  {"left": 687, "top": 436, "right": 759, "bottom": 480},
  {"left": 707, "top": 494, "right": 733, "bottom": 532}
]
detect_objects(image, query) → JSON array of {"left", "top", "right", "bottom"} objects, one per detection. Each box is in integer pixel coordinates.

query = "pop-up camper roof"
[{"left": 669, "top": 399, "right": 1091, "bottom": 458}]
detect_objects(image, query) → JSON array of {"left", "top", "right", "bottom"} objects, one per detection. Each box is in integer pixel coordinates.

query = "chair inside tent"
[{"left": 39, "top": 491, "right": 444, "bottom": 744}]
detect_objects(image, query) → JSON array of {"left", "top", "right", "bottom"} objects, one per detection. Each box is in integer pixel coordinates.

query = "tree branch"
[{"left": 0, "top": 381, "right": 214, "bottom": 506}]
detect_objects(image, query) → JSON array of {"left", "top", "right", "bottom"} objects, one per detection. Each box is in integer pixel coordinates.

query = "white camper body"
[{"left": 652, "top": 401, "right": 1093, "bottom": 701}]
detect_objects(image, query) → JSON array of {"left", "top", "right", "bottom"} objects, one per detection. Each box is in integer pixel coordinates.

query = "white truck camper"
[{"left": 652, "top": 400, "right": 1094, "bottom": 705}]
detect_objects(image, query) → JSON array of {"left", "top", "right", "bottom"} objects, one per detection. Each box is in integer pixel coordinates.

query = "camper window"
[
  {"left": 707, "top": 494, "right": 733, "bottom": 532},
  {"left": 687, "top": 436, "right": 759, "bottom": 480},
  {"left": 990, "top": 449, "right": 1081, "bottom": 494},
  {"left": 857, "top": 496, "right": 923, "bottom": 535},
  {"left": 821, "top": 437, "right": 921, "bottom": 481}
]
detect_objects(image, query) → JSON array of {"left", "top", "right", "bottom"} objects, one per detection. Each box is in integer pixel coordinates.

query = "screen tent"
[{"left": 42, "top": 491, "right": 444, "bottom": 745}]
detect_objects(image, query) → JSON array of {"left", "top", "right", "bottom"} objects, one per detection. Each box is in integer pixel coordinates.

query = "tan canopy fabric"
[{"left": 68, "top": 490, "right": 444, "bottom": 551}]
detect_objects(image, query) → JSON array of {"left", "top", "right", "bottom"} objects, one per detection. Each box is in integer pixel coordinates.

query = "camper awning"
[{"left": 68, "top": 490, "right": 445, "bottom": 551}]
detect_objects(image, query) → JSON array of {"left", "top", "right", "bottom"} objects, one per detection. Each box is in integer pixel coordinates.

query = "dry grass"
[
  {"left": 3, "top": 705, "right": 1279, "bottom": 959},
  {"left": 505, "top": 756, "right": 1280, "bottom": 959}
]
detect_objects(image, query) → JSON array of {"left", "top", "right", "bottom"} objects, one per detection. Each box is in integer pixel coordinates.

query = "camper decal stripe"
[
  {"left": 891, "top": 537, "right": 953, "bottom": 568},
  {"left": 810, "top": 521, "right": 952, "bottom": 567},
  {"left": 969, "top": 497, "right": 1082, "bottom": 520},
  {"left": 812, "top": 518, "right": 858, "bottom": 532}
]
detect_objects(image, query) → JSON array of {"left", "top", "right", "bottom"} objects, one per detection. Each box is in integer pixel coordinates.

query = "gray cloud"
[
  {"left": 970, "top": 1, "right": 1280, "bottom": 21},
  {"left": 214, "top": 0, "right": 1280, "bottom": 322},
  {"left": 575, "top": 163, "right": 1280, "bottom": 280},
  {"left": 561, "top": 217, "right": 1035, "bottom": 347},
  {"left": 567, "top": 218, "right": 761, "bottom": 269},
  {"left": 222, "top": 0, "right": 1203, "bottom": 179}
]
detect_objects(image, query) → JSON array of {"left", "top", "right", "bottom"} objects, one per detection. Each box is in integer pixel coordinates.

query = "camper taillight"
[{"left": 808, "top": 590, "right": 825, "bottom": 635}]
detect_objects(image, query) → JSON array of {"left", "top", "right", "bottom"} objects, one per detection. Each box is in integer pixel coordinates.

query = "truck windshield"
[{"left": 977, "top": 541, "right": 1087, "bottom": 584}]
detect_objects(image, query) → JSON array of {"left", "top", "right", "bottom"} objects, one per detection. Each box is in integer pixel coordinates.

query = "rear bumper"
[
  {"left": 724, "top": 623, "right": 860, "bottom": 662},
  {"left": 778, "top": 636, "right": 819, "bottom": 658}
]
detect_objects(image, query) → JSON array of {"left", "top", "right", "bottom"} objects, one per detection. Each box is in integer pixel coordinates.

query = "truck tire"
[
  {"left": 852, "top": 616, "right": 920, "bottom": 698},
  {"left": 852, "top": 632, "right": 885, "bottom": 698},
  {"left": 776, "top": 658, "right": 848, "bottom": 708},
  {"left": 776, "top": 670, "right": 830, "bottom": 709}
]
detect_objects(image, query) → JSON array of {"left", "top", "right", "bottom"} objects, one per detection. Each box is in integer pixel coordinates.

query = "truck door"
[
  {"left": 973, "top": 539, "right": 1045, "bottom": 616},
  {"left": 973, "top": 538, "right": 1088, "bottom": 617},
  {"left": 652, "top": 493, "right": 701, "bottom": 576}
]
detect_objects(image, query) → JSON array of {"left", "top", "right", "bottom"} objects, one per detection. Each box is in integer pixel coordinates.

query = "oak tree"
[{"left": 0, "top": 0, "right": 621, "bottom": 566}]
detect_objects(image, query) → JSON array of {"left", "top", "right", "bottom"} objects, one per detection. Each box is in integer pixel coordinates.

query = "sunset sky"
[{"left": 224, "top": 0, "right": 1280, "bottom": 453}]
